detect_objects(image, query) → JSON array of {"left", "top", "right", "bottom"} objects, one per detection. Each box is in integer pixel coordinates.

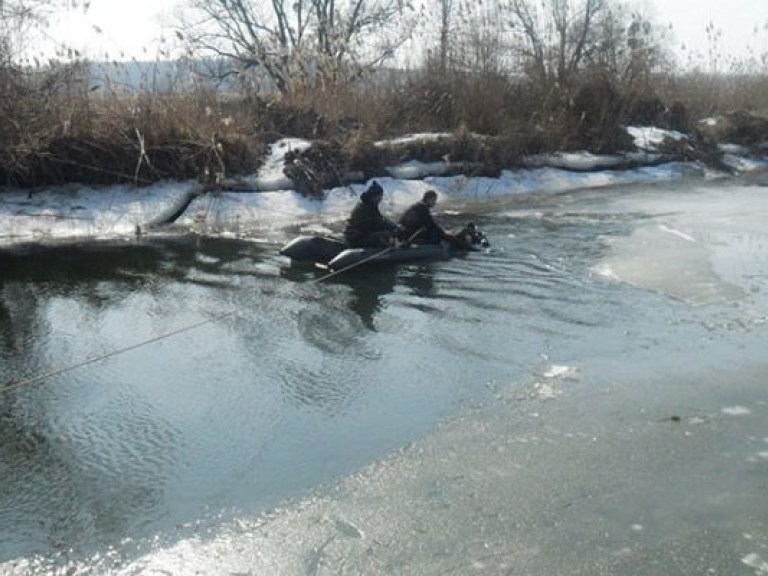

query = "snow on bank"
[
  {"left": 627, "top": 126, "right": 687, "bottom": 151},
  {"left": 0, "top": 183, "right": 197, "bottom": 248},
  {"left": 246, "top": 137, "right": 310, "bottom": 191},
  {"left": 0, "top": 127, "right": 761, "bottom": 249}
]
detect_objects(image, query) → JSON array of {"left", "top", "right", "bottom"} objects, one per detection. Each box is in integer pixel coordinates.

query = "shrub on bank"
[{"left": 0, "top": 59, "right": 766, "bottom": 192}]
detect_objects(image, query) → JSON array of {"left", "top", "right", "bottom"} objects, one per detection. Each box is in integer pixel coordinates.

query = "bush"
[{"left": 0, "top": 54, "right": 766, "bottom": 191}]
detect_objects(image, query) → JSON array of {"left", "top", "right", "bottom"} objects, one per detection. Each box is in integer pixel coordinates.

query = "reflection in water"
[
  {"left": 400, "top": 268, "right": 436, "bottom": 299},
  {"left": 0, "top": 285, "right": 15, "bottom": 353},
  {"left": 3, "top": 184, "right": 767, "bottom": 575},
  {"left": 341, "top": 268, "right": 398, "bottom": 331},
  {"left": 276, "top": 265, "right": 398, "bottom": 416},
  {"left": 279, "top": 263, "right": 399, "bottom": 331},
  {"left": 0, "top": 237, "right": 271, "bottom": 564},
  {"left": 0, "top": 235, "right": 270, "bottom": 287},
  {"left": 0, "top": 241, "right": 201, "bottom": 562}
]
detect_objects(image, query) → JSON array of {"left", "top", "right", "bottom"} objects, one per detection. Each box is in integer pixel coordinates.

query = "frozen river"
[{"left": 1, "top": 178, "right": 767, "bottom": 575}]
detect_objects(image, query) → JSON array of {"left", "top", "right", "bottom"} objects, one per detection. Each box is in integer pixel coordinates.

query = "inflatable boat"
[{"left": 279, "top": 232, "right": 488, "bottom": 271}]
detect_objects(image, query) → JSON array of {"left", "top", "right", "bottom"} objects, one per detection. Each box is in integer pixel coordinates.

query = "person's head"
[
  {"left": 422, "top": 190, "right": 438, "bottom": 208},
  {"left": 361, "top": 181, "right": 384, "bottom": 204},
  {"left": 462, "top": 222, "right": 489, "bottom": 246}
]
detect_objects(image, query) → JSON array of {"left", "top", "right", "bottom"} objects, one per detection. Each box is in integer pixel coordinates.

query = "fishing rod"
[{"left": 313, "top": 226, "right": 425, "bottom": 283}]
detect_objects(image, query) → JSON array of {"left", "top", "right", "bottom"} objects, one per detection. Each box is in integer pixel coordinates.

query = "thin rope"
[
  {"left": 1, "top": 311, "right": 237, "bottom": 395},
  {"left": 1, "top": 224, "right": 426, "bottom": 391},
  {"left": 0, "top": 227, "right": 473, "bottom": 392}
]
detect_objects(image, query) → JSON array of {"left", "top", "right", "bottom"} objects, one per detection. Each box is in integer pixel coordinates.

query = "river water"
[{"left": 1, "top": 179, "right": 767, "bottom": 575}]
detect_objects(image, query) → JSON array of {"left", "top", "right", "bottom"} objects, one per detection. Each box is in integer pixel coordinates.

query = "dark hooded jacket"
[
  {"left": 343, "top": 186, "right": 398, "bottom": 247},
  {"left": 398, "top": 200, "right": 446, "bottom": 243}
]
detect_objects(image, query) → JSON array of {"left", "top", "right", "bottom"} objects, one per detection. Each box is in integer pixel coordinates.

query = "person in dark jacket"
[
  {"left": 398, "top": 190, "right": 448, "bottom": 245},
  {"left": 344, "top": 181, "right": 399, "bottom": 248}
]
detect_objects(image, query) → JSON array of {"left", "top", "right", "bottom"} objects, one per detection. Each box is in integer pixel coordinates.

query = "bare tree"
[
  {"left": 179, "top": 0, "right": 414, "bottom": 95},
  {"left": 620, "top": 12, "right": 670, "bottom": 87},
  {"left": 1, "top": 0, "right": 63, "bottom": 63},
  {"left": 1, "top": 0, "right": 79, "bottom": 79},
  {"left": 435, "top": 0, "right": 454, "bottom": 73},
  {"left": 415, "top": 0, "right": 515, "bottom": 75},
  {"left": 505, "top": 0, "right": 608, "bottom": 86}
]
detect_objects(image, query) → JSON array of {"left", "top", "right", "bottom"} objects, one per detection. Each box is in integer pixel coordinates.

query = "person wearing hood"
[{"left": 344, "top": 181, "right": 400, "bottom": 248}]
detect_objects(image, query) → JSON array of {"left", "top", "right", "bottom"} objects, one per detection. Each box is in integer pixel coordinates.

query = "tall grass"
[{"left": 0, "top": 46, "right": 766, "bottom": 190}]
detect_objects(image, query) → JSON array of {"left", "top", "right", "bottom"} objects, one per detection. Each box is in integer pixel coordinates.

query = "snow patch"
[
  {"left": 721, "top": 406, "right": 751, "bottom": 416},
  {"left": 374, "top": 133, "right": 452, "bottom": 147},
  {"left": 742, "top": 552, "right": 768, "bottom": 574},
  {"left": 659, "top": 224, "right": 695, "bottom": 242},
  {"left": 627, "top": 126, "right": 687, "bottom": 151},
  {"left": 543, "top": 365, "right": 578, "bottom": 379}
]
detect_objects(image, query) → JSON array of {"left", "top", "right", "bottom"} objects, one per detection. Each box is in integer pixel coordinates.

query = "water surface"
[{"left": 1, "top": 181, "right": 767, "bottom": 574}]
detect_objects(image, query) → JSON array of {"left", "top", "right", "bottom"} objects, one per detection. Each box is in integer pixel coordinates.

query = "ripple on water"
[
  {"left": 2, "top": 187, "right": 767, "bottom": 572},
  {"left": 433, "top": 247, "right": 621, "bottom": 333},
  {"left": 295, "top": 306, "right": 376, "bottom": 356},
  {"left": 278, "top": 362, "right": 367, "bottom": 416}
]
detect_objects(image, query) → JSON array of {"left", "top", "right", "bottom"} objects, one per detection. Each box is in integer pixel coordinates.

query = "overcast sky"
[
  {"left": 658, "top": 0, "right": 768, "bottom": 62},
  {"left": 42, "top": 0, "right": 768, "bottom": 66},
  {"left": 42, "top": 0, "right": 180, "bottom": 61}
]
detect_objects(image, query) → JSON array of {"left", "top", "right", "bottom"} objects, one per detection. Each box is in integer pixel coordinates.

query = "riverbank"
[{"left": 2, "top": 122, "right": 767, "bottom": 251}]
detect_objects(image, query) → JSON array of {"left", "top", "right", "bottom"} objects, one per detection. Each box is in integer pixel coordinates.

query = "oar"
[{"left": 313, "top": 227, "right": 424, "bottom": 283}]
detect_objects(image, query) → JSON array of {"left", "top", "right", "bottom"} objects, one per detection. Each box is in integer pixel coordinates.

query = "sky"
[
  {"left": 41, "top": 0, "right": 181, "bottom": 61},
  {"left": 656, "top": 0, "right": 768, "bottom": 64},
  {"left": 39, "top": 0, "right": 768, "bottom": 66}
]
